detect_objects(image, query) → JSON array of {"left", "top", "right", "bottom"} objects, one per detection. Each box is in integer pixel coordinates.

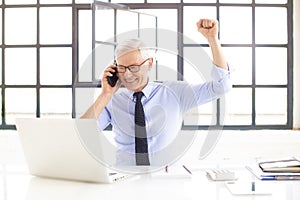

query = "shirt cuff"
[{"left": 211, "top": 64, "right": 232, "bottom": 80}]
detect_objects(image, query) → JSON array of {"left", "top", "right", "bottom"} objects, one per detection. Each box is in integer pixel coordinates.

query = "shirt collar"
[{"left": 125, "top": 82, "right": 159, "bottom": 101}]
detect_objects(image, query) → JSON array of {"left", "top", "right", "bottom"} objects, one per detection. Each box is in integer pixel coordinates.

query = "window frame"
[
  {"left": 0, "top": 0, "right": 293, "bottom": 130},
  {"left": 124, "top": 0, "right": 293, "bottom": 130}
]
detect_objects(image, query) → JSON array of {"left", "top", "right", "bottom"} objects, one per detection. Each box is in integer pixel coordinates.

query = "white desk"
[
  {"left": 2, "top": 164, "right": 300, "bottom": 200},
  {"left": 1, "top": 130, "right": 300, "bottom": 200}
]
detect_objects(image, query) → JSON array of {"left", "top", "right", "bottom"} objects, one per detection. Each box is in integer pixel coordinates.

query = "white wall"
[{"left": 294, "top": 0, "right": 300, "bottom": 129}]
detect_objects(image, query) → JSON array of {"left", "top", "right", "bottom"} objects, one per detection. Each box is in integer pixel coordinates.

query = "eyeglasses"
[{"left": 116, "top": 58, "right": 150, "bottom": 73}]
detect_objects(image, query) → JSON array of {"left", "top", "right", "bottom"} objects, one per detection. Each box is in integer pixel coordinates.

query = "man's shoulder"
[
  {"left": 148, "top": 80, "right": 192, "bottom": 96},
  {"left": 151, "top": 80, "right": 188, "bottom": 86},
  {"left": 151, "top": 80, "right": 190, "bottom": 89}
]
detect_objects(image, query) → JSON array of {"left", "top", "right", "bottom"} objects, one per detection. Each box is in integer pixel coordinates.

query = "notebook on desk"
[
  {"left": 258, "top": 157, "right": 300, "bottom": 173},
  {"left": 246, "top": 165, "right": 300, "bottom": 181},
  {"left": 16, "top": 118, "right": 132, "bottom": 183}
]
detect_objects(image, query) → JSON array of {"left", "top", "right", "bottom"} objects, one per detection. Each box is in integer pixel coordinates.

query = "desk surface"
[
  {"left": 1, "top": 164, "right": 300, "bottom": 200},
  {"left": 1, "top": 130, "right": 300, "bottom": 200}
]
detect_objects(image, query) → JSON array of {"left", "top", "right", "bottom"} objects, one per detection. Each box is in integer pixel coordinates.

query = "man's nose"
[{"left": 124, "top": 68, "right": 133, "bottom": 76}]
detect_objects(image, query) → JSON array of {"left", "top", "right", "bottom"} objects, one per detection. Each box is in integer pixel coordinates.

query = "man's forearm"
[
  {"left": 80, "top": 93, "right": 112, "bottom": 119},
  {"left": 207, "top": 37, "right": 228, "bottom": 71}
]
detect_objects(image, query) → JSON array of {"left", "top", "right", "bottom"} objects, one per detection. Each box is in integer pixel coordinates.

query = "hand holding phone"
[{"left": 107, "top": 61, "right": 119, "bottom": 87}]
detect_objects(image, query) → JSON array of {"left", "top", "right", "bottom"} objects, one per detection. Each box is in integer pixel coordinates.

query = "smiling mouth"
[{"left": 125, "top": 78, "right": 137, "bottom": 83}]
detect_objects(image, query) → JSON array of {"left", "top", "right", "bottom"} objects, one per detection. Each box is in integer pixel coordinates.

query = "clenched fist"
[{"left": 196, "top": 19, "right": 218, "bottom": 40}]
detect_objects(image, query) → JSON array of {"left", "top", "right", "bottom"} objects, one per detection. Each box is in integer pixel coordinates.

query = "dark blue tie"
[{"left": 134, "top": 92, "right": 150, "bottom": 165}]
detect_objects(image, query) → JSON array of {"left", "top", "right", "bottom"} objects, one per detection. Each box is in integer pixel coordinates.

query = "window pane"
[
  {"left": 40, "top": 0, "right": 71, "bottom": 3},
  {"left": 255, "top": 0, "right": 287, "bottom": 4},
  {"left": 154, "top": 51, "right": 177, "bottom": 81},
  {"left": 184, "top": 6, "right": 216, "bottom": 44},
  {"left": 255, "top": 7, "right": 287, "bottom": 44},
  {"left": 94, "top": 43, "right": 115, "bottom": 81},
  {"left": 40, "top": 48, "right": 72, "bottom": 85},
  {"left": 40, "top": 88, "right": 72, "bottom": 118},
  {"left": 183, "top": 46, "right": 214, "bottom": 83},
  {"left": 5, "top": 8, "right": 37, "bottom": 45},
  {"left": 138, "top": 9, "right": 177, "bottom": 55},
  {"left": 220, "top": 7, "right": 252, "bottom": 44},
  {"left": 5, "top": 89, "right": 36, "bottom": 124},
  {"left": 5, "top": 48, "right": 36, "bottom": 85},
  {"left": 224, "top": 88, "right": 252, "bottom": 125},
  {"left": 116, "top": 10, "right": 139, "bottom": 41},
  {"left": 202, "top": 47, "right": 213, "bottom": 59},
  {"left": 183, "top": 57, "right": 206, "bottom": 84},
  {"left": 256, "top": 88, "right": 287, "bottom": 125},
  {"left": 139, "top": 14, "right": 157, "bottom": 46},
  {"left": 40, "top": 7, "right": 72, "bottom": 44},
  {"left": 95, "top": 9, "right": 114, "bottom": 42},
  {"left": 79, "top": 10, "right": 92, "bottom": 82},
  {"left": 256, "top": 47, "right": 287, "bottom": 85},
  {"left": 184, "top": 102, "right": 215, "bottom": 125},
  {"left": 223, "top": 47, "right": 252, "bottom": 85},
  {"left": 75, "top": 88, "right": 101, "bottom": 117},
  {"left": 5, "top": 0, "right": 36, "bottom": 4},
  {"left": 137, "top": 9, "right": 177, "bottom": 32}
]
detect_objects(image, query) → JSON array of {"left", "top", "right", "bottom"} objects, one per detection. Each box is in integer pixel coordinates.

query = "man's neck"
[{"left": 133, "top": 79, "right": 149, "bottom": 92}]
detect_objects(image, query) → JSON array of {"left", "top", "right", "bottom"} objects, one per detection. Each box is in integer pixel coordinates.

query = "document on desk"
[
  {"left": 246, "top": 165, "right": 300, "bottom": 180},
  {"left": 226, "top": 181, "right": 272, "bottom": 195}
]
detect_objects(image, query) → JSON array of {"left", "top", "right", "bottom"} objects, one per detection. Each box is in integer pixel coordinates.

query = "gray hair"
[{"left": 115, "top": 38, "right": 149, "bottom": 59}]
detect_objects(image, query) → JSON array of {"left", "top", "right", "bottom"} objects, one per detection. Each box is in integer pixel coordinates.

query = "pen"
[
  {"left": 251, "top": 181, "right": 255, "bottom": 192},
  {"left": 182, "top": 165, "right": 192, "bottom": 175}
]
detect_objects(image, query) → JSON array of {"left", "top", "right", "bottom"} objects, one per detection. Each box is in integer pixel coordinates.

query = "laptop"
[{"left": 16, "top": 118, "right": 131, "bottom": 183}]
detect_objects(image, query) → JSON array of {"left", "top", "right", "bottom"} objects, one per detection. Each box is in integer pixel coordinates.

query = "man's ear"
[{"left": 148, "top": 57, "right": 154, "bottom": 70}]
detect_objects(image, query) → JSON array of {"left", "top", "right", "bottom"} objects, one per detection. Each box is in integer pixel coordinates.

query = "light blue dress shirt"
[{"left": 98, "top": 65, "right": 231, "bottom": 165}]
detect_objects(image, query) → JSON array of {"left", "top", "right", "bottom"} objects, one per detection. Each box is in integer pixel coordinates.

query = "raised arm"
[{"left": 196, "top": 19, "right": 228, "bottom": 71}]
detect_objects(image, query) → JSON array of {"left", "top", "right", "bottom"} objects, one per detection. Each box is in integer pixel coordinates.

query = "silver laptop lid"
[{"left": 16, "top": 118, "right": 118, "bottom": 183}]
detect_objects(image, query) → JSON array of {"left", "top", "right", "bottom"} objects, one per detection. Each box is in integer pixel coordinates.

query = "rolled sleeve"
[
  {"left": 210, "top": 64, "right": 232, "bottom": 93},
  {"left": 97, "top": 106, "right": 111, "bottom": 131}
]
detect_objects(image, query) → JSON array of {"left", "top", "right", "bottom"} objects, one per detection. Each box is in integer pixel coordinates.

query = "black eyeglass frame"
[{"left": 116, "top": 58, "right": 150, "bottom": 73}]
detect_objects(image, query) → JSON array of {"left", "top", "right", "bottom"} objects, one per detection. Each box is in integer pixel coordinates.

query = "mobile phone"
[{"left": 107, "top": 61, "right": 118, "bottom": 87}]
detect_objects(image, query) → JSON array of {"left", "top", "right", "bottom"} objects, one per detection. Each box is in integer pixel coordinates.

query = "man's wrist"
[
  {"left": 99, "top": 92, "right": 113, "bottom": 102},
  {"left": 207, "top": 36, "right": 220, "bottom": 45}
]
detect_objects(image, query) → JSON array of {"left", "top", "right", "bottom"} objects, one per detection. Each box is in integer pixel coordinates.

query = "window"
[
  {"left": 122, "top": 0, "right": 293, "bottom": 129},
  {"left": 0, "top": 0, "right": 293, "bottom": 130},
  {"left": 1, "top": 2, "right": 75, "bottom": 129}
]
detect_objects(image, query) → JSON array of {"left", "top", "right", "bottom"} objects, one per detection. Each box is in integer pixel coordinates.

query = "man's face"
[{"left": 117, "top": 50, "right": 152, "bottom": 92}]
